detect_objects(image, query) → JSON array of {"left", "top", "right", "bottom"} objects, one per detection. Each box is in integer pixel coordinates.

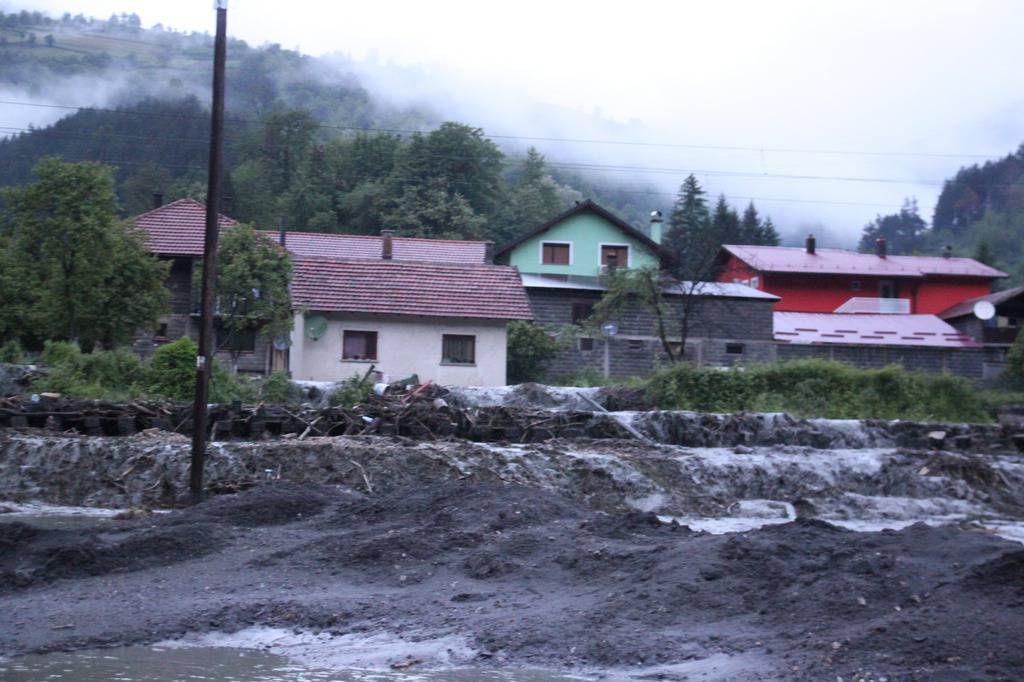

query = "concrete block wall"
[{"left": 776, "top": 343, "right": 985, "bottom": 380}]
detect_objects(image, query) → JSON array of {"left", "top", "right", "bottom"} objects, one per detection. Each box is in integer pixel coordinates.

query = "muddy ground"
[{"left": 0, "top": 479, "right": 1022, "bottom": 681}]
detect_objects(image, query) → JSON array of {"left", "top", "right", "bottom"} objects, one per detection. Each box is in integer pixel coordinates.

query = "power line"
[
  {"left": 0, "top": 98, "right": 1010, "bottom": 161},
  {"left": 0, "top": 122, "right": 949, "bottom": 188}
]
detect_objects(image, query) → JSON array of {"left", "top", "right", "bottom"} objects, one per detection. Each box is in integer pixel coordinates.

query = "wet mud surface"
[{"left": 2, "top": 480, "right": 1023, "bottom": 681}]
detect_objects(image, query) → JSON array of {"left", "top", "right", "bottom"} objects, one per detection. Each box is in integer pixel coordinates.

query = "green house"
[{"left": 493, "top": 200, "right": 669, "bottom": 276}]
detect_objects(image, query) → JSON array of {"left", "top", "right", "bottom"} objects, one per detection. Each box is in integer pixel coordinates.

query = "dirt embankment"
[{"left": 1, "top": 481, "right": 1023, "bottom": 680}]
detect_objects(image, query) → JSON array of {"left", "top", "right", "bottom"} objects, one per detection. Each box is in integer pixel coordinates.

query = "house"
[
  {"left": 939, "top": 285, "right": 1024, "bottom": 377},
  {"left": 495, "top": 200, "right": 778, "bottom": 379},
  {"left": 717, "top": 236, "right": 1013, "bottom": 378},
  {"left": 133, "top": 199, "right": 532, "bottom": 386}
]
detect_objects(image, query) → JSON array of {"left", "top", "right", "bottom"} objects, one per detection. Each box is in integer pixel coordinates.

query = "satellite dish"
[
  {"left": 304, "top": 315, "right": 328, "bottom": 341},
  {"left": 272, "top": 337, "right": 290, "bottom": 351},
  {"left": 601, "top": 322, "right": 619, "bottom": 337},
  {"left": 973, "top": 300, "right": 996, "bottom": 321}
]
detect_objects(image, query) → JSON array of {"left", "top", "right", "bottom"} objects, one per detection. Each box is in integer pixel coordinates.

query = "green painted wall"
[{"left": 505, "top": 212, "right": 659, "bottom": 276}]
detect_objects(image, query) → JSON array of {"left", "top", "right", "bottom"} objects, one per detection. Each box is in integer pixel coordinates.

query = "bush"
[
  {"left": 0, "top": 339, "right": 25, "bottom": 364},
  {"left": 258, "top": 371, "right": 302, "bottom": 404},
  {"left": 33, "top": 341, "right": 147, "bottom": 399},
  {"left": 645, "top": 359, "right": 995, "bottom": 422},
  {"left": 147, "top": 337, "right": 198, "bottom": 402},
  {"left": 507, "top": 321, "right": 561, "bottom": 384},
  {"left": 328, "top": 375, "right": 372, "bottom": 408},
  {"left": 1007, "top": 329, "right": 1024, "bottom": 381}
]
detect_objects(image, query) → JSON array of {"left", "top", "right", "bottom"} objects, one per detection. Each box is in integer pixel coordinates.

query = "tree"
[
  {"left": 975, "top": 240, "right": 994, "bottom": 266},
  {"left": 593, "top": 266, "right": 681, "bottom": 362},
  {"left": 858, "top": 198, "right": 928, "bottom": 254},
  {"left": 711, "top": 194, "right": 742, "bottom": 245},
  {"left": 198, "top": 224, "right": 293, "bottom": 373},
  {"left": 2, "top": 158, "right": 169, "bottom": 349},
  {"left": 382, "top": 178, "right": 486, "bottom": 240},
  {"left": 760, "top": 217, "right": 781, "bottom": 246},
  {"left": 506, "top": 320, "right": 561, "bottom": 383},
  {"left": 494, "top": 148, "right": 564, "bottom": 244},
  {"left": 1007, "top": 326, "right": 1024, "bottom": 382},
  {"left": 663, "top": 175, "right": 716, "bottom": 278}
]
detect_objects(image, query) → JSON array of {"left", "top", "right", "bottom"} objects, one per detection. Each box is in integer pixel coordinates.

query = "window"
[
  {"left": 216, "top": 325, "right": 256, "bottom": 352},
  {"left": 541, "top": 242, "right": 571, "bottom": 265},
  {"left": 343, "top": 330, "right": 377, "bottom": 360},
  {"left": 578, "top": 337, "right": 595, "bottom": 352},
  {"left": 879, "top": 280, "right": 897, "bottom": 299},
  {"left": 627, "top": 339, "right": 644, "bottom": 351},
  {"left": 571, "top": 302, "right": 595, "bottom": 325},
  {"left": 601, "top": 245, "right": 629, "bottom": 268},
  {"left": 851, "top": 280, "right": 863, "bottom": 292},
  {"left": 442, "top": 334, "right": 476, "bottom": 364},
  {"left": 726, "top": 343, "right": 745, "bottom": 355},
  {"left": 154, "top": 323, "right": 168, "bottom": 340},
  {"left": 749, "top": 276, "right": 760, "bottom": 289}
]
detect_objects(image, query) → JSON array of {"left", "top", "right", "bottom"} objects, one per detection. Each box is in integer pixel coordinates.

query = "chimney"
[
  {"left": 151, "top": 192, "right": 163, "bottom": 209},
  {"left": 805, "top": 233, "right": 816, "bottom": 255},
  {"left": 875, "top": 237, "right": 887, "bottom": 258},
  {"left": 649, "top": 210, "right": 663, "bottom": 244},
  {"left": 943, "top": 244, "right": 953, "bottom": 259},
  {"left": 381, "top": 229, "right": 394, "bottom": 260},
  {"left": 483, "top": 240, "right": 495, "bottom": 264},
  {"left": 279, "top": 217, "right": 287, "bottom": 247}
]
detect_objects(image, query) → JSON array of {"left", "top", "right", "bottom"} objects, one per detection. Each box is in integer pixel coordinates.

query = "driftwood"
[{"left": 0, "top": 385, "right": 637, "bottom": 444}]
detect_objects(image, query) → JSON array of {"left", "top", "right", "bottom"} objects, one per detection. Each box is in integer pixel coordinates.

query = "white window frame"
[
  {"left": 539, "top": 240, "right": 573, "bottom": 266},
  {"left": 598, "top": 242, "right": 632, "bottom": 268}
]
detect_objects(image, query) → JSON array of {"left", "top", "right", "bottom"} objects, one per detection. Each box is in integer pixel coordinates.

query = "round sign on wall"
[
  {"left": 601, "top": 322, "right": 618, "bottom": 337},
  {"left": 973, "top": 300, "right": 996, "bottom": 321}
]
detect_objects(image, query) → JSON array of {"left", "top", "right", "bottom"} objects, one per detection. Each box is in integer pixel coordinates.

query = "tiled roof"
[
  {"left": 262, "top": 230, "right": 488, "bottom": 264},
  {"left": 774, "top": 312, "right": 980, "bottom": 348},
  {"left": 134, "top": 198, "right": 236, "bottom": 257},
  {"left": 938, "top": 285, "right": 1024, "bottom": 320},
  {"left": 132, "top": 199, "right": 489, "bottom": 264},
  {"left": 724, "top": 244, "right": 1007, "bottom": 279},
  {"left": 291, "top": 258, "right": 533, "bottom": 320}
]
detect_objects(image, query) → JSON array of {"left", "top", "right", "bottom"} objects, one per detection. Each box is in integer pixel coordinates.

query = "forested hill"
[{"left": 0, "top": 9, "right": 671, "bottom": 244}]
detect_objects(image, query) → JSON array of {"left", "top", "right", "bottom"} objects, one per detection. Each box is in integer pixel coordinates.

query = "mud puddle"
[{"left": 0, "top": 646, "right": 582, "bottom": 682}]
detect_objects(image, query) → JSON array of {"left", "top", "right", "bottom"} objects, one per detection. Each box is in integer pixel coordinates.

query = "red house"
[{"left": 718, "top": 237, "right": 1006, "bottom": 315}]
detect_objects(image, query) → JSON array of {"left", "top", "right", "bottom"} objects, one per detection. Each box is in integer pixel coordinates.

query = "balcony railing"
[{"left": 834, "top": 297, "right": 911, "bottom": 314}]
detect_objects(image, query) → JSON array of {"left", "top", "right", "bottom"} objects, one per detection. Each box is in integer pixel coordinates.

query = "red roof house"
[{"left": 132, "top": 199, "right": 531, "bottom": 386}]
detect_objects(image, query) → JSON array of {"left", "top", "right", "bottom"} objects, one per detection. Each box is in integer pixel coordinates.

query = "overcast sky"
[{"left": 8, "top": 0, "right": 1024, "bottom": 244}]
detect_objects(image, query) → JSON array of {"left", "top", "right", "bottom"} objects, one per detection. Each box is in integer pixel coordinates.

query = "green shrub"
[
  {"left": 1007, "top": 329, "right": 1024, "bottom": 381},
  {"left": 147, "top": 337, "right": 198, "bottom": 402},
  {"left": 328, "top": 375, "right": 372, "bottom": 408},
  {"left": 645, "top": 359, "right": 993, "bottom": 422},
  {"left": 33, "top": 341, "right": 146, "bottom": 399},
  {"left": 507, "top": 321, "right": 561, "bottom": 384},
  {"left": 258, "top": 371, "right": 303, "bottom": 404},
  {"left": 0, "top": 339, "right": 25, "bottom": 364}
]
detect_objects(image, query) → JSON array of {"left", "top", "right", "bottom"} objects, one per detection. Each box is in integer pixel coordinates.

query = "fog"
[{"left": 9, "top": 0, "right": 1024, "bottom": 245}]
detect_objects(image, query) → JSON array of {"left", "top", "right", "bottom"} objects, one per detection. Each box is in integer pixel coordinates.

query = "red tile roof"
[
  {"left": 291, "top": 258, "right": 533, "bottom": 321},
  {"left": 133, "top": 199, "right": 489, "bottom": 264},
  {"left": 774, "top": 312, "right": 980, "bottom": 348},
  {"left": 725, "top": 244, "right": 1007, "bottom": 279},
  {"left": 134, "top": 198, "right": 236, "bottom": 257},
  {"left": 262, "top": 230, "right": 488, "bottom": 264}
]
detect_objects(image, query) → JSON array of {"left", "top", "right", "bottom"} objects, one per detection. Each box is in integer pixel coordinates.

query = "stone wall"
[
  {"left": 776, "top": 342, "right": 985, "bottom": 379},
  {"left": 528, "top": 287, "right": 777, "bottom": 380}
]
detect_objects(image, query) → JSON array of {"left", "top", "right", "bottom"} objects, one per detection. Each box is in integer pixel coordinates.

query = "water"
[{"left": 0, "top": 645, "right": 583, "bottom": 682}]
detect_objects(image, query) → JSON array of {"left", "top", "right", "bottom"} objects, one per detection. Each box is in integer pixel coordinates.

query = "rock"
[{"left": 927, "top": 431, "right": 947, "bottom": 448}]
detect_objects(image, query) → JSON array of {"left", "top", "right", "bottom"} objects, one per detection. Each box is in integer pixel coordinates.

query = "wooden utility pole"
[{"left": 190, "top": 0, "right": 229, "bottom": 505}]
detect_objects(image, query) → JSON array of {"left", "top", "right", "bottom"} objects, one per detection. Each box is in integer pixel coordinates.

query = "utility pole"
[{"left": 190, "top": 0, "right": 229, "bottom": 505}]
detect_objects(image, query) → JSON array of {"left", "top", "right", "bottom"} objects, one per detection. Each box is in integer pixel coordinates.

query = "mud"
[{"left": 1, "top": 481, "right": 1022, "bottom": 680}]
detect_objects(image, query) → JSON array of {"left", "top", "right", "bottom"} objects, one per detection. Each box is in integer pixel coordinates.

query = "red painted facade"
[{"left": 718, "top": 253, "right": 995, "bottom": 314}]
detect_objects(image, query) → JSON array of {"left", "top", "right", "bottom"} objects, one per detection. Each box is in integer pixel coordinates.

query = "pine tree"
[
  {"left": 760, "top": 217, "right": 781, "bottom": 246},
  {"left": 740, "top": 202, "right": 761, "bottom": 244},
  {"left": 711, "top": 194, "right": 741, "bottom": 245},
  {"left": 975, "top": 240, "right": 994, "bottom": 266}
]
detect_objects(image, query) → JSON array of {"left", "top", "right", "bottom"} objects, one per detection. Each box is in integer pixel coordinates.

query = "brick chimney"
[
  {"left": 483, "top": 241, "right": 494, "bottom": 263},
  {"left": 943, "top": 244, "right": 953, "bottom": 259},
  {"left": 875, "top": 237, "right": 887, "bottom": 259},
  {"left": 806, "top": 233, "right": 816, "bottom": 255},
  {"left": 279, "top": 217, "right": 287, "bottom": 247},
  {"left": 381, "top": 229, "right": 394, "bottom": 260}
]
